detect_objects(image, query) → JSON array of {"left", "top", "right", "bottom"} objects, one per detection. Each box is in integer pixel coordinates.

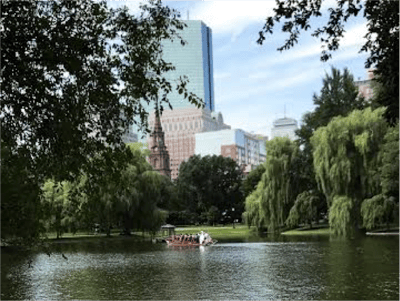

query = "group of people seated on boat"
[{"left": 168, "top": 231, "right": 210, "bottom": 245}]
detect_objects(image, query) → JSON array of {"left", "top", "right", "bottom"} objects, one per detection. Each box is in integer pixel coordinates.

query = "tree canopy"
[
  {"left": 295, "top": 67, "right": 364, "bottom": 193},
  {"left": 38, "top": 143, "right": 169, "bottom": 238},
  {"left": 311, "top": 107, "right": 387, "bottom": 233},
  {"left": 1, "top": 0, "right": 202, "bottom": 182},
  {"left": 176, "top": 155, "right": 244, "bottom": 225},
  {"left": 242, "top": 163, "right": 266, "bottom": 199},
  {"left": 258, "top": 0, "right": 399, "bottom": 124},
  {"left": 297, "top": 67, "right": 364, "bottom": 145},
  {"left": 244, "top": 137, "right": 299, "bottom": 232},
  {"left": 1, "top": 0, "right": 202, "bottom": 244}
]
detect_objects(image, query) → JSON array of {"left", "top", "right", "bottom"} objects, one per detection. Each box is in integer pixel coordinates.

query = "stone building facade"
[
  {"left": 148, "top": 108, "right": 230, "bottom": 179},
  {"left": 355, "top": 69, "right": 375, "bottom": 101}
]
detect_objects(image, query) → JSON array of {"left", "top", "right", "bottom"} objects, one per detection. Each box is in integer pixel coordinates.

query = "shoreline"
[{"left": 3, "top": 225, "right": 398, "bottom": 248}]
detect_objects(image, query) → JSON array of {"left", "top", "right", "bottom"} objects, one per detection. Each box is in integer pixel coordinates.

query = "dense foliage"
[
  {"left": 1, "top": 0, "right": 201, "bottom": 244},
  {"left": 39, "top": 143, "right": 171, "bottom": 238},
  {"left": 361, "top": 194, "right": 398, "bottom": 231},
  {"left": 174, "top": 155, "right": 244, "bottom": 225},
  {"left": 242, "top": 164, "right": 266, "bottom": 198},
  {"left": 291, "top": 67, "right": 365, "bottom": 222},
  {"left": 379, "top": 124, "right": 399, "bottom": 200},
  {"left": 312, "top": 107, "right": 388, "bottom": 235},
  {"left": 286, "top": 190, "right": 320, "bottom": 228},
  {"left": 244, "top": 137, "right": 298, "bottom": 232},
  {"left": 329, "top": 196, "right": 355, "bottom": 237}
]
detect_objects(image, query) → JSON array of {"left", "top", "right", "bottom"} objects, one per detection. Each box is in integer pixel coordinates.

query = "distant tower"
[
  {"left": 148, "top": 109, "right": 171, "bottom": 179},
  {"left": 271, "top": 116, "right": 298, "bottom": 141}
]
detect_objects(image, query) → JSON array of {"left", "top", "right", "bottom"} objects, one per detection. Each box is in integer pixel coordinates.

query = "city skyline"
[{"left": 108, "top": 1, "right": 370, "bottom": 138}]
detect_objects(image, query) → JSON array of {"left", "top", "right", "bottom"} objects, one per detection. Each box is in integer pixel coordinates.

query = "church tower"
[{"left": 149, "top": 111, "right": 171, "bottom": 179}]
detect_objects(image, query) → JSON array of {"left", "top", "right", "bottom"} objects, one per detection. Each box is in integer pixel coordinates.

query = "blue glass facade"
[{"left": 161, "top": 20, "right": 215, "bottom": 111}]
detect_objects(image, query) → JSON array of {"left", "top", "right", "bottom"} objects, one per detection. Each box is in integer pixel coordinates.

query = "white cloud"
[
  {"left": 216, "top": 66, "right": 321, "bottom": 107},
  {"left": 341, "top": 23, "right": 369, "bottom": 48},
  {"left": 190, "top": 1, "right": 276, "bottom": 38},
  {"left": 107, "top": 1, "right": 144, "bottom": 15}
]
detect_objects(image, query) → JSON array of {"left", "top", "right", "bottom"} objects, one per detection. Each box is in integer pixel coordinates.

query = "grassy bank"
[
  {"left": 43, "top": 223, "right": 334, "bottom": 243},
  {"left": 42, "top": 231, "right": 150, "bottom": 243},
  {"left": 281, "top": 227, "right": 331, "bottom": 236}
]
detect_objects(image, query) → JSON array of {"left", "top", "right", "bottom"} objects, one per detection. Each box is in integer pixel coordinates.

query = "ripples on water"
[{"left": 1, "top": 236, "right": 399, "bottom": 300}]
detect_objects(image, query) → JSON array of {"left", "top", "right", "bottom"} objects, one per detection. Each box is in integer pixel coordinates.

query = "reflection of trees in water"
[
  {"left": 2, "top": 239, "right": 398, "bottom": 300},
  {"left": 322, "top": 237, "right": 399, "bottom": 300}
]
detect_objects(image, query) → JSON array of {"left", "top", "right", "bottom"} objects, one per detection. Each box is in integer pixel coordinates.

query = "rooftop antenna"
[{"left": 187, "top": 10, "right": 189, "bottom": 20}]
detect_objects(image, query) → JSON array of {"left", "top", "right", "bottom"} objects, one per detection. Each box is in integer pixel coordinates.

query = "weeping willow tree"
[
  {"left": 311, "top": 107, "right": 388, "bottom": 235},
  {"left": 132, "top": 169, "right": 166, "bottom": 235},
  {"left": 77, "top": 143, "right": 168, "bottom": 236},
  {"left": 360, "top": 123, "right": 399, "bottom": 231},
  {"left": 329, "top": 196, "right": 355, "bottom": 237},
  {"left": 361, "top": 195, "right": 398, "bottom": 230},
  {"left": 243, "top": 180, "right": 266, "bottom": 230},
  {"left": 244, "top": 137, "right": 298, "bottom": 232},
  {"left": 286, "top": 190, "right": 320, "bottom": 228},
  {"left": 41, "top": 180, "right": 75, "bottom": 239}
]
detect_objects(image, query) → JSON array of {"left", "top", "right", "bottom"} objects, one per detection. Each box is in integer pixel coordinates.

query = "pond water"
[{"left": 1, "top": 235, "right": 398, "bottom": 300}]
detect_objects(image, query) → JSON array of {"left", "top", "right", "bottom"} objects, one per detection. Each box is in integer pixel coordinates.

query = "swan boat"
[{"left": 165, "top": 231, "right": 217, "bottom": 247}]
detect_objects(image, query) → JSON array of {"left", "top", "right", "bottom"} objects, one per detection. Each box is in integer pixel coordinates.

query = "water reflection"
[{"left": 1, "top": 236, "right": 398, "bottom": 300}]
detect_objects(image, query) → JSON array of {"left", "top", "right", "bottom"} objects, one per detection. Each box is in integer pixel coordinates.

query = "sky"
[{"left": 108, "top": 0, "right": 370, "bottom": 138}]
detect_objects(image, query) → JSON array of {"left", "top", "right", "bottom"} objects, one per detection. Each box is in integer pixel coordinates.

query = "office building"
[
  {"left": 271, "top": 117, "right": 298, "bottom": 140},
  {"left": 161, "top": 20, "right": 215, "bottom": 111},
  {"left": 355, "top": 69, "right": 375, "bottom": 101},
  {"left": 195, "top": 129, "right": 267, "bottom": 173},
  {"left": 144, "top": 20, "right": 234, "bottom": 179},
  {"left": 122, "top": 124, "right": 138, "bottom": 144},
  {"left": 148, "top": 108, "right": 230, "bottom": 179}
]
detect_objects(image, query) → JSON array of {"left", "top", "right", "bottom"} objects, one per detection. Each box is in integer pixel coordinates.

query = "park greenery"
[
  {"left": 39, "top": 143, "right": 170, "bottom": 239},
  {"left": 172, "top": 155, "right": 244, "bottom": 226},
  {"left": 34, "top": 149, "right": 246, "bottom": 241},
  {"left": 1, "top": 0, "right": 398, "bottom": 246},
  {"left": 243, "top": 69, "right": 399, "bottom": 237},
  {"left": 1, "top": 0, "right": 202, "bottom": 245}
]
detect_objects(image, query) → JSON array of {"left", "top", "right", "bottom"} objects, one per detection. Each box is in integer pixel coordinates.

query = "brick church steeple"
[{"left": 149, "top": 109, "right": 171, "bottom": 179}]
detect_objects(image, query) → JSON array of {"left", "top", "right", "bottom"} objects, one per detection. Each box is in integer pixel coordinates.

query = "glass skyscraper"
[{"left": 161, "top": 20, "right": 215, "bottom": 111}]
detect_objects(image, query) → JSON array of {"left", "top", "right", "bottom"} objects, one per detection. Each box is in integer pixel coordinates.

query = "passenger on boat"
[
  {"left": 199, "top": 231, "right": 205, "bottom": 245},
  {"left": 204, "top": 232, "right": 210, "bottom": 244}
]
